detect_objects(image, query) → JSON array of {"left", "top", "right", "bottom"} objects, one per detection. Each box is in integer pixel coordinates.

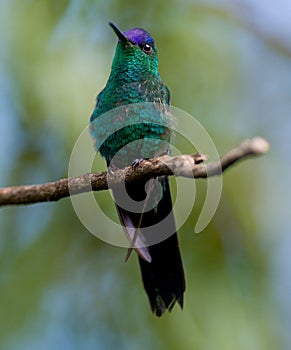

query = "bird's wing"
[{"left": 90, "top": 88, "right": 105, "bottom": 123}]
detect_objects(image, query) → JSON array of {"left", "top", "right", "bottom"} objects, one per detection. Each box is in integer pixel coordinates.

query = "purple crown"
[{"left": 123, "top": 28, "right": 154, "bottom": 46}]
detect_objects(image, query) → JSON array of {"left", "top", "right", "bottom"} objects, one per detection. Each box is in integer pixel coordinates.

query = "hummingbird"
[{"left": 90, "top": 23, "right": 185, "bottom": 316}]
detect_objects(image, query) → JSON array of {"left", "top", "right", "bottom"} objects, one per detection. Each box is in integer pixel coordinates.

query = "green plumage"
[
  {"left": 89, "top": 24, "right": 185, "bottom": 316},
  {"left": 90, "top": 36, "right": 171, "bottom": 165}
]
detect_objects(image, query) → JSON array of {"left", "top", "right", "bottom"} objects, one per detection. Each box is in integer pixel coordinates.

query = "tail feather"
[
  {"left": 138, "top": 232, "right": 185, "bottom": 316},
  {"left": 113, "top": 176, "right": 185, "bottom": 316}
]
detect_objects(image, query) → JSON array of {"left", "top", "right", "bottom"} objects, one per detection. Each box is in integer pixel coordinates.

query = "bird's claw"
[
  {"left": 108, "top": 164, "right": 119, "bottom": 176},
  {"left": 131, "top": 158, "right": 144, "bottom": 168}
]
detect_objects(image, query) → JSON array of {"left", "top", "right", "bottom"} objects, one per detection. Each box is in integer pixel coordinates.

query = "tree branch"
[{"left": 0, "top": 137, "right": 269, "bottom": 207}]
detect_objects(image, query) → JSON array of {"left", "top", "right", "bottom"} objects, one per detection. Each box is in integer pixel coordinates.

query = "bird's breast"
[{"left": 90, "top": 79, "right": 172, "bottom": 166}]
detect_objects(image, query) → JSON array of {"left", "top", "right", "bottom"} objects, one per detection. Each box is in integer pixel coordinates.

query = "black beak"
[{"left": 109, "top": 22, "right": 129, "bottom": 43}]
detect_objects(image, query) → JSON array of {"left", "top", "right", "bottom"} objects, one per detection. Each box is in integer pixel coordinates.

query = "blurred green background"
[{"left": 1, "top": 0, "right": 291, "bottom": 349}]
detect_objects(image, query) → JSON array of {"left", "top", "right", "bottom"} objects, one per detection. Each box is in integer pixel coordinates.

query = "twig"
[{"left": 0, "top": 137, "right": 269, "bottom": 207}]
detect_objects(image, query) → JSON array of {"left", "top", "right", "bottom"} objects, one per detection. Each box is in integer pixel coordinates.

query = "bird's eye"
[{"left": 141, "top": 43, "right": 152, "bottom": 54}]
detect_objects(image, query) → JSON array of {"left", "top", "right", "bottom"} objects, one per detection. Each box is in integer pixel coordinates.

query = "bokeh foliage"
[{"left": 1, "top": 0, "right": 291, "bottom": 349}]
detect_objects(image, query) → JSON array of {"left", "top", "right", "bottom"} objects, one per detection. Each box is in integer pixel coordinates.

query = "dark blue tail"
[{"left": 114, "top": 176, "right": 185, "bottom": 316}]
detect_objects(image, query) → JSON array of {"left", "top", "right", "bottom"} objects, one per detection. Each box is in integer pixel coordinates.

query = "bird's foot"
[
  {"left": 108, "top": 164, "right": 119, "bottom": 176},
  {"left": 131, "top": 158, "right": 145, "bottom": 168}
]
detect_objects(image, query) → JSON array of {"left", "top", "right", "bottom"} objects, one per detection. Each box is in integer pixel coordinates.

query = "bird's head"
[{"left": 109, "top": 23, "right": 159, "bottom": 79}]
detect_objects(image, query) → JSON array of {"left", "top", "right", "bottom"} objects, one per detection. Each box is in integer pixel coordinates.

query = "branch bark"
[{"left": 0, "top": 137, "right": 269, "bottom": 207}]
